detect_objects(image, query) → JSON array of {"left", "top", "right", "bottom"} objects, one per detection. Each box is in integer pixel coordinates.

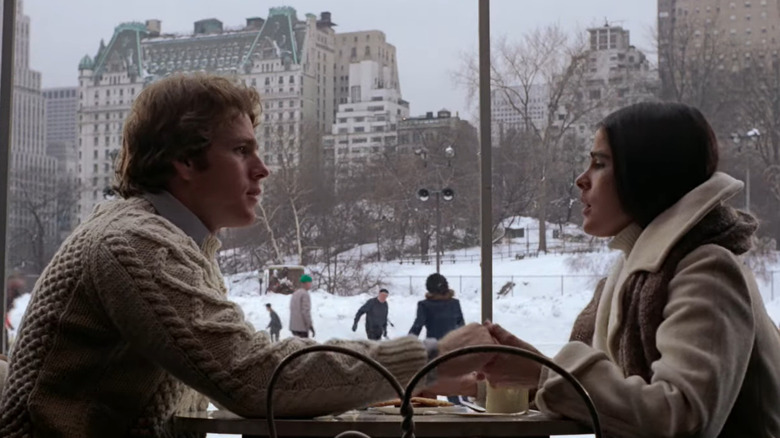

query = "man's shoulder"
[{"left": 78, "top": 197, "right": 196, "bottom": 253}]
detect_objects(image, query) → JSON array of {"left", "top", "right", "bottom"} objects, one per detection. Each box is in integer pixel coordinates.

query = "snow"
[{"left": 7, "top": 246, "right": 780, "bottom": 437}]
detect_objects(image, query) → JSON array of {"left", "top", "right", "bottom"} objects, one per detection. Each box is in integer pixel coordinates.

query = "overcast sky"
[{"left": 23, "top": 0, "right": 656, "bottom": 118}]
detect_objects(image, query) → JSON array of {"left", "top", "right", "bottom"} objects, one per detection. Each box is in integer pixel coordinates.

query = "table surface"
[{"left": 174, "top": 409, "right": 593, "bottom": 437}]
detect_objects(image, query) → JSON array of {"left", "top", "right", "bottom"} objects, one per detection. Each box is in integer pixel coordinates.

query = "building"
[
  {"left": 7, "top": 0, "right": 59, "bottom": 272},
  {"left": 490, "top": 84, "right": 550, "bottom": 146},
  {"left": 43, "top": 87, "right": 79, "bottom": 240},
  {"left": 658, "top": 0, "right": 780, "bottom": 94},
  {"left": 583, "top": 24, "right": 657, "bottom": 110},
  {"left": 323, "top": 59, "right": 408, "bottom": 172},
  {"left": 397, "top": 109, "right": 467, "bottom": 155},
  {"left": 333, "top": 30, "right": 400, "bottom": 112},
  {"left": 76, "top": 7, "right": 343, "bottom": 222}
]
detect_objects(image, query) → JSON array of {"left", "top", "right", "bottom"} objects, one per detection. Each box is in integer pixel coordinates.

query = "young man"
[
  {"left": 353, "top": 288, "right": 390, "bottom": 340},
  {"left": 0, "top": 73, "right": 495, "bottom": 437},
  {"left": 289, "top": 274, "right": 314, "bottom": 338},
  {"left": 265, "top": 303, "right": 282, "bottom": 342}
]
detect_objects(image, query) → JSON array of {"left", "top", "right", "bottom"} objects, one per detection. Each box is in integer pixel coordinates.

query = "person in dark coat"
[
  {"left": 352, "top": 289, "right": 390, "bottom": 340},
  {"left": 409, "top": 274, "right": 465, "bottom": 339},
  {"left": 408, "top": 273, "right": 466, "bottom": 404},
  {"left": 265, "top": 303, "right": 282, "bottom": 342}
]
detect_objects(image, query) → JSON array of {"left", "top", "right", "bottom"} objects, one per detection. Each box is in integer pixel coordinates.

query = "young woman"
[
  {"left": 409, "top": 273, "right": 466, "bottom": 404},
  {"left": 484, "top": 102, "right": 780, "bottom": 437}
]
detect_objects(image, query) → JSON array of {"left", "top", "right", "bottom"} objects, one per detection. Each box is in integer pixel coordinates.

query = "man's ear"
[{"left": 172, "top": 159, "right": 195, "bottom": 182}]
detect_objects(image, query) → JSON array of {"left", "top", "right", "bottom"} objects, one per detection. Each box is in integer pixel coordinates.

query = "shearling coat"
[{"left": 536, "top": 172, "right": 780, "bottom": 438}]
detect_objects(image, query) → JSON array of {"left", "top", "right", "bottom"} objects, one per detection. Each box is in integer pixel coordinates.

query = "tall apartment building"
[
  {"left": 333, "top": 30, "right": 400, "bottom": 112},
  {"left": 583, "top": 24, "right": 657, "bottom": 110},
  {"left": 323, "top": 59, "right": 409, "bottom": 171},
  {"left": 7, "top": 0, "right": 59, "bottom": 271},
  {"left": 75, "top": 7, "right": 344, "bottom": 222},
  {"left": 43, "top": 87, "right": 79, "bottom": 240},
  {"left": 658, "top": 0, "right": 780, "bottom": 89}
]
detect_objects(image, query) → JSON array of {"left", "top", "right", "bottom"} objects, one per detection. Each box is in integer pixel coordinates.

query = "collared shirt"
[{"left": 142, "top": 190, "right": 211, "bottom": 247}]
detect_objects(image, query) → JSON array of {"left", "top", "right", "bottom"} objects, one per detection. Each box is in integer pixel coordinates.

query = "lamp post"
[
  {"left": 417, "top": 187, "right": 455, "bottom": 273},
  {"left": 730, "top": 128, "right": 760, "bottom": 213},
  {"left": 414, "top": 144, "right": 456, "bottom": 273}
]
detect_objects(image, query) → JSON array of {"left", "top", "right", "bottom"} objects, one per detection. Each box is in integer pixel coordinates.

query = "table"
[{"left": 174, "top": 409, "right": 593, "bottom": 438}]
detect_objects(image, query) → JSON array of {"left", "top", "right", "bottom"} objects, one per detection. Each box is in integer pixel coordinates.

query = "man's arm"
[
  {"left": 302, "top": 291, "right": 313, "bottom": 332},
  {"left": 91, "top": 228, "right": 428, "bottom": 418},
  {"left": 354, "top": 299, "right": 371, "bottom": 324}
]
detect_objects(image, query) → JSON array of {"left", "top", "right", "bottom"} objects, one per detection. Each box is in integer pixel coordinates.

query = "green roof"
[{"left": 78, "top": 54, "right": 93, "bottom": 70}]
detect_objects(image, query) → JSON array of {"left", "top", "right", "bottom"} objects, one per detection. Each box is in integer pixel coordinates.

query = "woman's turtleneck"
[{"left": 608, "top": 222, "right": 643, "bottom": 256}]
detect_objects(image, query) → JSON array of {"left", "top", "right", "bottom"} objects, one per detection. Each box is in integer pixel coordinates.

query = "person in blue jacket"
[{"left": 409, "top": 273, "right": 466, "bottom": 404}]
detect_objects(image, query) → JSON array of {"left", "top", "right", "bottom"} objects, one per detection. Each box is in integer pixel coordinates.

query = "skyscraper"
[
  {"left": 43, "top": 87, "right": 79, "bottom": 241},
  {"left": 7, "top": 0, "right": 59, "bottom": 272}
]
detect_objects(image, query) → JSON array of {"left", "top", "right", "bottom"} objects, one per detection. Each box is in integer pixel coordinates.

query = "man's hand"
[
  {"left": 482, "top": 321, "right": 544, "bottom": 388},
  {"left": 437, "top": 323, "right": 496, "bottom": 378},
  {"left": 310, "top": 327, "right": 316, "bottom": 338},
  {"left": 416, "top": 372, "right": 483, "bottom": 398},
  {"left": 352, "top": 322, "right": 358, "bottom": 332}
]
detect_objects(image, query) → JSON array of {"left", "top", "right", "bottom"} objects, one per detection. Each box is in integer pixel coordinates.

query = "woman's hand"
[
  {"left": 481, "top": 321, "right": 544, "bottom": 388},
  {"left": 437, "top": 323, "right": 497, "bottom": 378}
]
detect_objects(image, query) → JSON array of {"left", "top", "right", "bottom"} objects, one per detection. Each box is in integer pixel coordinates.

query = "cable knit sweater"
[{"left": 0, "top": 196, "right": 428, "bottom": 437}]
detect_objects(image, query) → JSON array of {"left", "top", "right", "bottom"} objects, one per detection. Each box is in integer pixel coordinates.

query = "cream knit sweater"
[{"left": 0, "top": 197, "right": 428, "bottom": 437}]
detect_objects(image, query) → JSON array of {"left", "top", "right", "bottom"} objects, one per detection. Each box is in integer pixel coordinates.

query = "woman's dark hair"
[
  {"left": 425, "top": 273, "right": 449, "bottom": 295},
  {"left": 599, "top": 102, "right": 719, "bottom": 227}
]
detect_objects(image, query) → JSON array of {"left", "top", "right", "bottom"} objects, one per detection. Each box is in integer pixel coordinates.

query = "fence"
[
  {"left": 383, "top": 272, "right": 779, "bottom": 303},
  {"left": 382, "top": 274, "right": 605, "bottom": 298}
]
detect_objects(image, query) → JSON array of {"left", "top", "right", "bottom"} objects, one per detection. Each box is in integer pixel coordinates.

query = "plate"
[
  {"left": 368, "top": 405, "right": 469, "bottom": 415},
  {"left": 450, "top": 409, "right": 531, "bottom": 417}
]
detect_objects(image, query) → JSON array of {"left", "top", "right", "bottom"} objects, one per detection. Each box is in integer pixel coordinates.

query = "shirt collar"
[{"left": 142, "top": 190, "right": 211, "bottom": 247}]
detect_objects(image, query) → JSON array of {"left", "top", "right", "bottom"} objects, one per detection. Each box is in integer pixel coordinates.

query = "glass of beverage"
[{"left": 485, "top": 381, "right": 529, "bottom": 414}]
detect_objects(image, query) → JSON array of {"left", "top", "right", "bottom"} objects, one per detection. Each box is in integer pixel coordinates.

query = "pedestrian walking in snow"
[
  {"left": 353, "top": 288, "right": 390, "bottom": 340},
  {"left": 409, "top": 273, "right": 465, "bottom": 404},
  {"left": 289, "top": 274, "right": 315, "bottom": 338},
  {"left": 266, "top": 303, "right": 282, "bottom": 342}
]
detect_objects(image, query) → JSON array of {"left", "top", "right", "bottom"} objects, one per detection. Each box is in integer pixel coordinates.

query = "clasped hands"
[{"left": 419, "top": 322, "right": 544, "bottom": 398}]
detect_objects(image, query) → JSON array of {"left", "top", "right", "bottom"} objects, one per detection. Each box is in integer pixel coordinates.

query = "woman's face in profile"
[{"left": 575, "top": 129, "right": 633, "bottom": 237}]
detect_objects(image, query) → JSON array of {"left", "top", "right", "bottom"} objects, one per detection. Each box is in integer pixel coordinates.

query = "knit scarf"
[{"left": 569, "top": 204, "right": 757, "bottom": 382}]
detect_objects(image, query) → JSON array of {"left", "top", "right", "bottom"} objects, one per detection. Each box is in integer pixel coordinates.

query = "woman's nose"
[{"left": 575, "top": 171, "right": 588, "bottom": 190}]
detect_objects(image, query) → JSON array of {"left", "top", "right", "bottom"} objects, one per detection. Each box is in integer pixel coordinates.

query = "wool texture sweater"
[{"left": 0, "top": 196, "right": 427, "bottom": 437}]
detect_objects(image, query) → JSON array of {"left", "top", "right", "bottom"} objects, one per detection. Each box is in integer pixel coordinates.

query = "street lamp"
[
  {"left": 417, "top": 187, "right": 455, "bottom": 273},
  {"left": 730, "top": 128, "right": 760, "bottom": 213}
]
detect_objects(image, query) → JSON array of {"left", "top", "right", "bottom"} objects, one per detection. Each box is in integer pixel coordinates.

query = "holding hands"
[
  {"left": 481, "top": 321, "right": 543, "bottom": 388},
  {"left": 420, "top": 321, "right": 545, "bottom": 396}
]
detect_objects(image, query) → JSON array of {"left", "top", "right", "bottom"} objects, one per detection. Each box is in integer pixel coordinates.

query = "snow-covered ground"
[{"left": 7, "top": 247, "right": 780, "bottom": 437}]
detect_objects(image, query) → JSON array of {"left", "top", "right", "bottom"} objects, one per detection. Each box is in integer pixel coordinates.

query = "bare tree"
[
  {"left": 656, "top": 12, "right": 735, "bottom": 123},
  {"left": 253, "top": 121, "right": 319, "bottom": 265},
  {"left": 8, "top": 164, "right": 77, "bottom": 273},
  {"left": 456, "top": 24, "right": 609, "bottom": 252}
]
